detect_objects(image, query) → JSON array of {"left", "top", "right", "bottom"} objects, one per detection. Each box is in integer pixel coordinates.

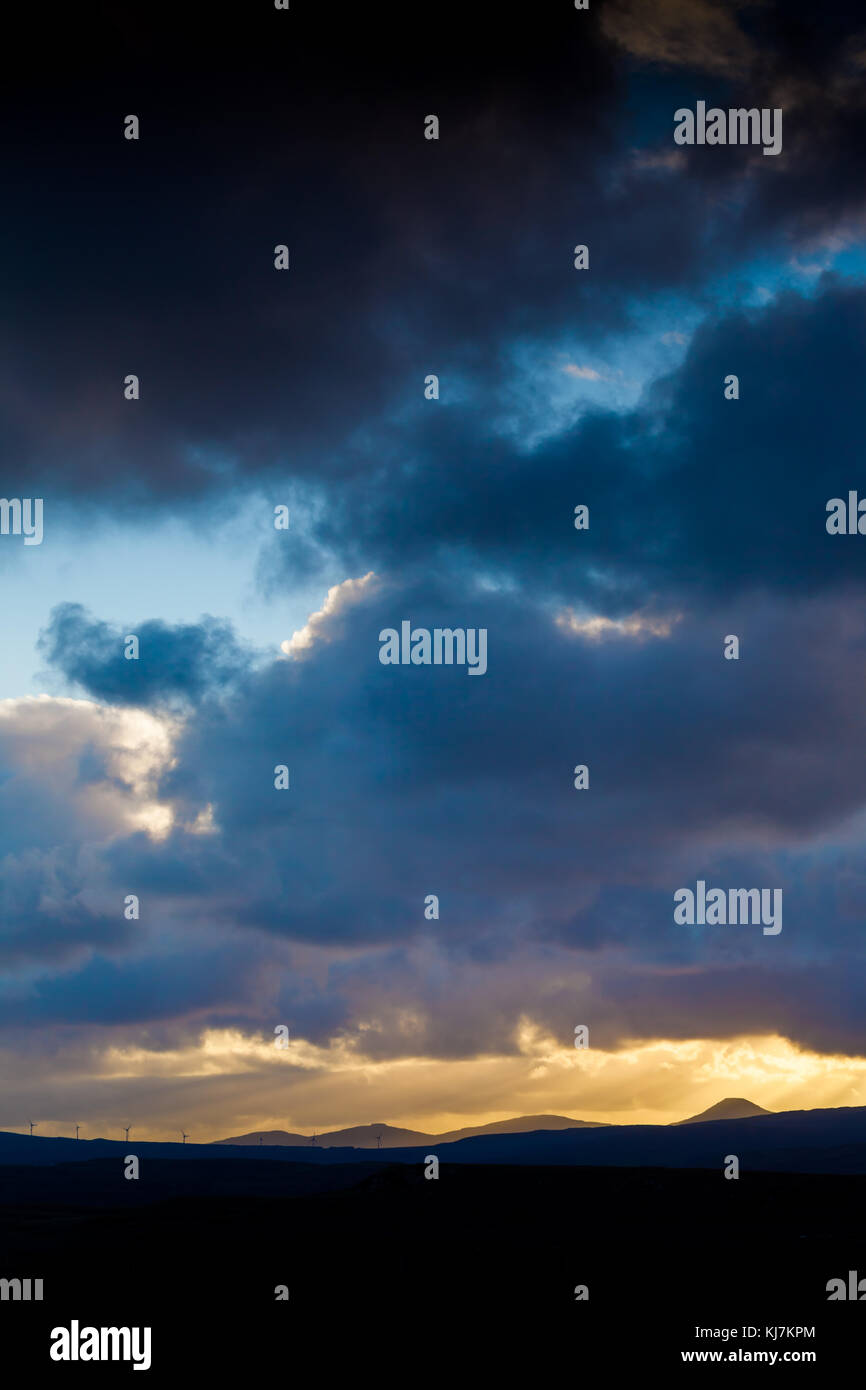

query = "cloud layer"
[{"left": 2, "top": 0, "right": 865, "bottom": 1135}]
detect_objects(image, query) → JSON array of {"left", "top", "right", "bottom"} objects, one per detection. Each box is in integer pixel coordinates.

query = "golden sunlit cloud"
[
  {"left": 8, "top": 1028, "right": 866, "bottom": 1143},
  {"left": 562, "top": 363, "right": 604, "bottom": 381},
  {"left": 555, "top": 609, "right": 681, "bottom": 641},
  {"left": 281, "top": 572, "right": 378, "bottom": 657},
  {"left": 0, "top": 695, "right": 177, "bottom": 839}
]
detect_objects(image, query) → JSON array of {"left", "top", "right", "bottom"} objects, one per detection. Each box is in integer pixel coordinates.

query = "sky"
[{"left": 2, "top": 0, "right": 866, "bottom": 1141}]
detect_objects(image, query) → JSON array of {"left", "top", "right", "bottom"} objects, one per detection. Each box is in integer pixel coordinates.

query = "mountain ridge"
[
  {"left": 216, "top": 1099, "right": 775, "bottom": 1147},
  {"left": 1, "top": 1104, "right": 864, "bottom": 1176},
  {"left": 673, "top": 1097, "right": 774, "bottom": 1125},
  {"left": 213, "top": 1113, "right": 607, "bottom": 1148}
]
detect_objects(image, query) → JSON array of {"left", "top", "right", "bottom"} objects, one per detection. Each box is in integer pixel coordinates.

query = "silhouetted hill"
[
  {"left": 674, "top": 1096, "right": 773, "bottom": 1125},
  {"left": 438, "top": 1113, "right": 606, "bottom": 1141},
  {"left": 217, "top": 1121, "right": 432, "bottom": 1148},
  {"left": 0, "top": 1156, "right": 381, "bottom": 1206},
  {"left": 215, "top": 1128, "right": 309, "bottom": 1146},
  {"left": 214, "top": 1114, "right": 602, "bottom": 1148},
  {"left": 2, "top": 1104, "right": 864, "bottom": 1175},
  {"left": 395, "top": 1105, "right": 864, "bottom": 1174}
]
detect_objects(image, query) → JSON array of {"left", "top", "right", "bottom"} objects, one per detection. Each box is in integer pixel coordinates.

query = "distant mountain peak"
[
  {"left": 213, "top": 1114, "right": 604, "bottom": 1148},
  {"left": 674, "top": 1097, "right": 773, "bottom": 1125}
]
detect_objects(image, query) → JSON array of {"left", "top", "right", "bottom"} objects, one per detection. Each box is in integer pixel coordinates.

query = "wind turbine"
[
  {"left": 123, "top": 1124, "right": 131, "bottom": 1142},
  {"left": 28, "top": 1121, "right": 36, "bottom": 1137},
  {"left": 75, "top": 1125, "right": 80, "bottom": 1140},
  {"left": 310, "top": 1130, "right": 318, "bottom": 1146},
  {"left": 376, "top": 1132, "right": 383, "bottom": 1150},
  {"left": 181, "top": 1131, "right": 189, "bottom": 1144}
]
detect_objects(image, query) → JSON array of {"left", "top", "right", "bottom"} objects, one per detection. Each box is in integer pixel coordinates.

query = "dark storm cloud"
[
  {"left": 14, "top": 566, "right": 865, "bottom": 1053},
  {"left": 601, "top": 958, "right": 866, "bottom": 1057},
  {"left": 37, "top": 603, "right": 251, "bottom": 706},
  {"left": 4, "top": 0, "right": 866, "bottom": 1070},
  {"left": 0, "top": 860, "right": 132, "bottom": 969},
  {"left": 267, "top": 277, "right": 866, "bottom": 609},
  {"left": 0, "top": 2, "right": 617, "bottom": 502},
  {"left": 2, "top": 1, "right": 863, "bottom": 509},
  {"left": 0, "top": 941, "right": 272, "bottom": 1028}
]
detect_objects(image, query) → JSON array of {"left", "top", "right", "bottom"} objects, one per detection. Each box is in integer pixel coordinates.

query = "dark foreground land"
[{"left": 2, "top": 1160, "right": 864, "bottom": 1375}]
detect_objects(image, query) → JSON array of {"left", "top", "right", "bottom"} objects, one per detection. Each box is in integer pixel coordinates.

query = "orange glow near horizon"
[{"left": 7, "top": 1030, "right": 866, "bottom": 1144}]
